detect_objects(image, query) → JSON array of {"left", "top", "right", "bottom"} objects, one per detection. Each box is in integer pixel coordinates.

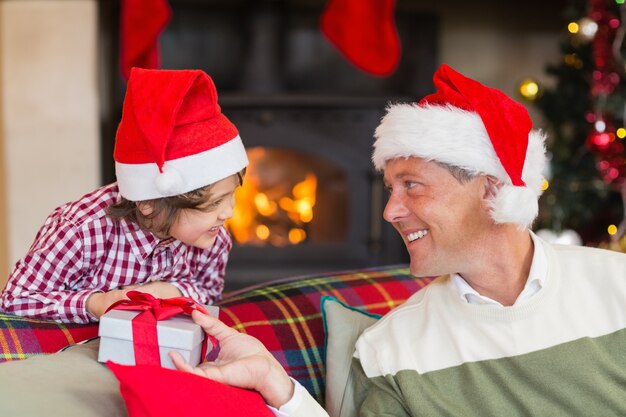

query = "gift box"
[{"left": 97, "top": 292, "right": 218, "bottom": 370}]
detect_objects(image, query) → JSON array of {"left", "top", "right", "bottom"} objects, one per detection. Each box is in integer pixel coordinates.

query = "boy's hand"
[
  {"left": 170, "top": 310, "right": 294, "bottom": 409},
  {"left": 128, "top": 281, "right": 182, "bottom": 298},
  {"left": 86, "top": 282, "right": 183, "bottom": 319},
  {"left": 86, "top": 288, "right": 134, "bottom": 319}
]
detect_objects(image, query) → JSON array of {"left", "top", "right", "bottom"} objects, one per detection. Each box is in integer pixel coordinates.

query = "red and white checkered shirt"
[{"left": 0, "top": 183, "right": 231, "bottom": 323}]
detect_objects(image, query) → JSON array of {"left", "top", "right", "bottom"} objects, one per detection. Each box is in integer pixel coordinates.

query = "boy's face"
[{"left": 168, "top": 175, "right": 240, "bottom": 250}]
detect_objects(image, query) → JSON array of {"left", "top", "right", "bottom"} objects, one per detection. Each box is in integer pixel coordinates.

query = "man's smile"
[{"left": 407, "top": 230, "right": 429, "bottom": 242}]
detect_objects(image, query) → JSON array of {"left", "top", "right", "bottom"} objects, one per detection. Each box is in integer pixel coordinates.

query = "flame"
[
  {"left": 288, "top": 228, "right": 307, "bottom": 244},
  {"left": 254, "top": 193, "right": 277, "bottom": 216},
  {"left": 226, "top": 153, "right": 318, "bottom": 246},
  {"left": 292, "top": 174, "right": 316, "bottom": 223},
  {"left": 256, "top": 224, "right": 270, "bottom": 240},
  {"left": 228, "top": 174, "right": 261, "bottom": 243}
]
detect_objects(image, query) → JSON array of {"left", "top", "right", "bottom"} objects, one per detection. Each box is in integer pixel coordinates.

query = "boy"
[{"left": 0, "top": 68, "right": 248, "bottom": 323}]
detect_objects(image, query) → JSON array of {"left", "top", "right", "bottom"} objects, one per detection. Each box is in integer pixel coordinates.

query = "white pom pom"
[
  {"left": 490, "top": 185, "right": 539, "bottom": 230},
  {"left": 155, "top": 167, "right": 184, "bottom": 196}
]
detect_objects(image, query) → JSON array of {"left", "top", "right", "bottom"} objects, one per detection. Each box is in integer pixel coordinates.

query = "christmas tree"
[{"left": 527, "top": 0, "right": 626, "bottom": 251}]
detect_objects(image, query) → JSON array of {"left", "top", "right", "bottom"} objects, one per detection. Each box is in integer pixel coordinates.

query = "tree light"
[
  {"left": 519, "top": 79, "right": 539, "bottom": 101},
  {"left": 564, "top": 53, "right": 583, "bottom": 69},
  {"left": 617, "top": 128, "right": 626, "bottom": 138},
  {"left": 570, "top": 18, "right": 598, "bottom": 43},
  {"left": 595, "top": 120, "right": 606, "bottom": 132},
  {"left": 579, "top": 18, "right": 598, "bottom": 39}
]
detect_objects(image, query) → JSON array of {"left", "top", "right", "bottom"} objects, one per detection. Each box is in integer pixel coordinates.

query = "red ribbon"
[{"left": 105, "top": 291, "right": 213, "bottom": 366}]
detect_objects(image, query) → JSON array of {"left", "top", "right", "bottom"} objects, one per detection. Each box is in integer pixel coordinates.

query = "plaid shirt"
[{"left": 0, "top": 183, "right": 231, "bottom": 323}]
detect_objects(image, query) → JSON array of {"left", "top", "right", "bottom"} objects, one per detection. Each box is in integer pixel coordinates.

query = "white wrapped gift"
[{"left": 98, "top": 304, "right": 218, "bottom": 369}]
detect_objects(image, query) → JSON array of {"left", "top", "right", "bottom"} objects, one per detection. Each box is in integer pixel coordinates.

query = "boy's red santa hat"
[
  {"left": 372, "top": 64, "right": 547, "bottom": 229},
  {"left": 114, "top": 68, "right": 248, "bottom": 201}
]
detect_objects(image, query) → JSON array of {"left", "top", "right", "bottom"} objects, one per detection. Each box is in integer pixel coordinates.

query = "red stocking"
[
  {"left": 320, "top": 0, "right": 401, "bottom": 77},
  {"left": 120, "top": 0, "right": 172, "bottom": 80}
]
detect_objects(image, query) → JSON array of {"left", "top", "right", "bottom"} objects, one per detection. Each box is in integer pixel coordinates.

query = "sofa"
[{"left": 0, "top": 264, "right": 433, "bottom": 415}]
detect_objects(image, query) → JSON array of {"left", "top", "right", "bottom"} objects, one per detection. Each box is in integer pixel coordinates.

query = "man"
[{"left": 172, "top": 64, "right": 626, "bottom": 416}]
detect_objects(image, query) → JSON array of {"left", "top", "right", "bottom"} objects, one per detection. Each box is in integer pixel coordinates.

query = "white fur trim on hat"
[
  {"left": 116, "top": 135, "right": 248, "bottom": 201},
  {"left": 372, "top": 103, "right": 547, "bottom": 229}
]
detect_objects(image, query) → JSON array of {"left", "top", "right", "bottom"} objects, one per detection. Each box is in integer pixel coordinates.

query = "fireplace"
[
  {"left": 98, "top": 0, "right": 439, "bottom": 289},
  {"left": 219, "top": 96, "right": 409, "bottom": 288}
]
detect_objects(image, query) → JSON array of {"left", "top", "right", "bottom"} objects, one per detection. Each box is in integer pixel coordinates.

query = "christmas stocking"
[
  {"left": 120, "top": 0, "right": 172, "bottom": 80},
  {"left": 320, "top": 0, "right": 401, "bottom": 76}
]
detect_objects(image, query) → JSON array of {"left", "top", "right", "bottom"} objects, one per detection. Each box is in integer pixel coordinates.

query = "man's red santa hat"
[
  {"left": 114, "top": 68, "right": 248, "bottom": 201},
  {"left": 372, "top": 64, "right": 547, "bottom": 229}
]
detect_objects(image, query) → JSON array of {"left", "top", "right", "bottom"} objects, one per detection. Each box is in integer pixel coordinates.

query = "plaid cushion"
[
  {"left": 0, "top": 314, "right": 98, "bottom": 362},
  {"left": 216, "top": 265, "right": 433, "bottom": 404},
  {"left": 0, "top": 264, "right": 432, "bottom": 405}
]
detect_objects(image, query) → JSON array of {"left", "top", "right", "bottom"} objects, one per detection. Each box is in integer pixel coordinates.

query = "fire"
[
  {"left": 278, "top": 173, "right": 316, "bottom": 224},
  {"left": 288, "top": 228, "right": 307, "bottom": 244},
  {"left": 227, "top": 150, "right": 318, "bottom": 246},
  {"left": 256, "top": 224, "right": 270, "bottom": 240},
  {"left": 254, "top": 193, "right": 277, "bottom": 216}
]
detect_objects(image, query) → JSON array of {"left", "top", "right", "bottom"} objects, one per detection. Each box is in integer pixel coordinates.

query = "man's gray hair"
[{"left": 435, "top": 161, "right": 476, "bottom": 184}]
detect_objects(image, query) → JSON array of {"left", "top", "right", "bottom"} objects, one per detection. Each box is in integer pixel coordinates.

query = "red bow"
[{"left": 105, "top": 291, "right": 213, "bottom": 366}]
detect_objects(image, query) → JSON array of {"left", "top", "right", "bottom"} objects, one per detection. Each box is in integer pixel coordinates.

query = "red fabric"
[
  {"left": 320, "top": 0, "right": 401, "bottom": 76},
  {"left": 106, "top": 291, "right": 212, "bottom": 366},
  {"left": 108, "top": 362, "right": 274, "bottom": 417},
  {"left": 114, "top": 68, "right": 239, "bottom": 171},
  {"left": 120, "top": 0, "right": 171, "bottom": 80},
  {"left": 33, "top": 326, "right": 98, "bottom": 353},
  {"left": 419, "top": 64, "right": 532, "bottom": 187}
]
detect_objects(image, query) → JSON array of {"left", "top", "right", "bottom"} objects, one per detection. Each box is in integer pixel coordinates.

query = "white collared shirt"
[{"left": 450, "top": 232, "right": 547, "bottom": 306}]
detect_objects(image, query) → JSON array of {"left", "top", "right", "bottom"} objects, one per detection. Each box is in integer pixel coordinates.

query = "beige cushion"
[
  {"left": 0, "top": 339, "right": 126, "bottom": 417},
  {"left": 322, "top": 296, "right": 380, "bottom": 417}
]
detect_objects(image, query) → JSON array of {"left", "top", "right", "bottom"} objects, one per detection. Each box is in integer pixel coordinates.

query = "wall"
[
  {"left": 0, "top": 3, "right": 7, "bottom": 287},
  {"left": 403, "top": 0, "right": 565, "bottom": 124},
  {"left": 438, "top": 0, "right": 564, "bottom": 124},
  {"left": 0, "top": 0, "right": 99, "bottom": 289}
]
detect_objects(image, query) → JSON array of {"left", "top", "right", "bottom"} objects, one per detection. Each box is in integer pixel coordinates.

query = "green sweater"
[{"left": 352, "top": 241, "right": 626, "bottom": 416}]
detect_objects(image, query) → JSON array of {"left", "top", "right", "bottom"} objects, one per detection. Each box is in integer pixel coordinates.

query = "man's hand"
[{"left": 170, "top": 310, "right": 294, "bottom": 409}]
